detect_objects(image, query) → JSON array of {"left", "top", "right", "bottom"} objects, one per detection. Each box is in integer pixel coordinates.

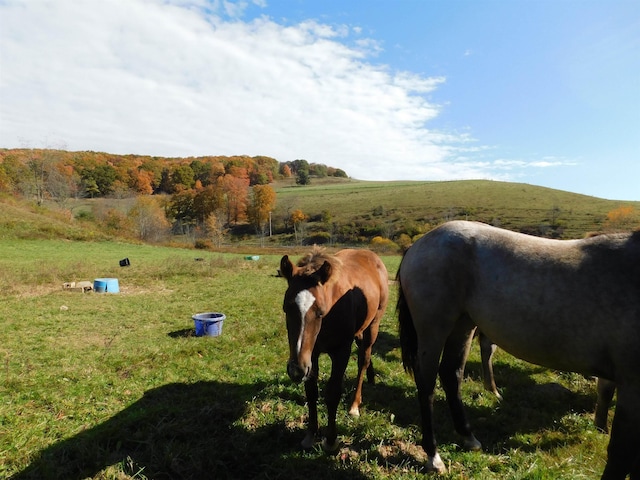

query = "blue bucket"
[
  {"left": 94, "top": 278, "right": 119, "bottom": 293},
  {"left": 193, "top": 312, "right": 225, "bottom": 337}
]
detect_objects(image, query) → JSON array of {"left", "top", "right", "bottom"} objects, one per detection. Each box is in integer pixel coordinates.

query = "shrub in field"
[
  {"left": 395, "top": 233, "right": 412, "bottom": 251},
  {"left": 194, "top": 238, "right": 213, "bottom": 250},
  {"left": 304, "top": 231, "right": 331, "bottom": 245},
  {"left": 369, "top": 236, "right": 398, "bottom": 253}
]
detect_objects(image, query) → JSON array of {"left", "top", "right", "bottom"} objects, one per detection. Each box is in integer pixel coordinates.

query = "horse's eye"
[{"left": 316, "top": 309, "right": 324, "bottom": 318}]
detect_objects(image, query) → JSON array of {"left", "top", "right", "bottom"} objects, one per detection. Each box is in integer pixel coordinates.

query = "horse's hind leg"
[
  {"left": 601, "top": 385, "right": 640, "bottom": 480},
  {"left": 479, "top": 331, "right": 502, "bottom": 400},
  {"left": 594, "top": 378, "right": 616, "bottom": 433},
  {"left": 414, "top": 336, "right": 448, "bottom": 473},
  {"left": 439, "top": 316, "right": 481, "bottom": 451},
  {"left": 350, "top": 322, "right": 379, "bottom": 416}
]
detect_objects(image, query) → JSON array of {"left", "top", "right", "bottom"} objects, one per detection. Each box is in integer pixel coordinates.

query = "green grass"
[{"left": 1, "top": 238, "right": 611, "bottom": 479}]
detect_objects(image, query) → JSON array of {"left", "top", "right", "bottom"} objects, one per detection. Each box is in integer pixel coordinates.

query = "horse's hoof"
[
  {"left": 594, "top": 414, "right": 608, "bottom": 433},
  {"left": 595, "top": 423, "right": 609, "bottom": 434},
  {"left": 321, "top": 437, "right": 341, "bottom": 452},
  {"left": 301, "top": 432, "right": 316, "bottom": 449},
  {"left": 348, "top": 405, "right": 360, "bottom": 417},
  {"left": 463, "top": 434, "right": 482, "bottom": 451},
  {"left": 425, "top": 453, "right": 447, "bottom": 473}
]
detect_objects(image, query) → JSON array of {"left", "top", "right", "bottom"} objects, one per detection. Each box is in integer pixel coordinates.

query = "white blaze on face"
[{"left": 294, "top": 289, "right": 316, "bottom": 355}]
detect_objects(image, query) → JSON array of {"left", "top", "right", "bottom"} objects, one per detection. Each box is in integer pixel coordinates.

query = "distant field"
[
  {"left": 2, "top": 179, "right": 637, "bottom": 248},
  {"left": 1, "top": 238, "right": 611, "bottom": 479},
  {"left": 273, "top": 178, "right": 638, "bottom": 239}
]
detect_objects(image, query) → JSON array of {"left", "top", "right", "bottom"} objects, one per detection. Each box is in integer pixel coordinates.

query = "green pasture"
[
  {"left": 274, "top": 179, "right": 635, "bottom": 239},
  {"left": 1, "top": 239, "right": 610, "bottom": 479}
]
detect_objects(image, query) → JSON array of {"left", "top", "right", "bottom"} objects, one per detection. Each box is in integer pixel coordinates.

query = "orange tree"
[
  {"left": 290, "top": 208, "right": 308, "bottom": 243},
  {"left": 247, "top": 184, "right": 276, "bottom": 234}
]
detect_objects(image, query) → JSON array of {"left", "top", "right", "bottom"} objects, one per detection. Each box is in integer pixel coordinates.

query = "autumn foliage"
[
  {"left": 247, "top": 185, "right": 277, "bottom": 232},
  {"left": 604, "top": 206, "right": 638, "bottom": 230},
  {"left": 0, "top": 148, "right": 353, "bottom": 246},
  {"left": 0, "top": 149, "right": 281, "bottom": 199}
]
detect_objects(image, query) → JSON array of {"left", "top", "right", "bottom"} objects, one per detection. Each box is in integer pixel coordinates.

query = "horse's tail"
[{"left": 396, "top": 263, "right": 418, "bottom": 377}]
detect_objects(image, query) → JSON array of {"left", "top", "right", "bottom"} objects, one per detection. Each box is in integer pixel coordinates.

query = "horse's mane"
[{"left": 296, "top": 245, "right": 343, "bottom": 278}]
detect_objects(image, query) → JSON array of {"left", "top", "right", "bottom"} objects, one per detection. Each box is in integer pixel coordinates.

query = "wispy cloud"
[{"left": 0, "top": 0, "right": 570, "bottom": 184}]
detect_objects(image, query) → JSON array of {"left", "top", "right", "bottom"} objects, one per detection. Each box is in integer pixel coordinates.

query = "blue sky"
[{"left": 1, "top": 0, "right": 638, "bottom": 200}]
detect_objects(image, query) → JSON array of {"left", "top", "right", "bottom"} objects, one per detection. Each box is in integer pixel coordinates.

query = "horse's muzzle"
[{"left": 287, "top": 360, "right": 308, "bottom": 383}]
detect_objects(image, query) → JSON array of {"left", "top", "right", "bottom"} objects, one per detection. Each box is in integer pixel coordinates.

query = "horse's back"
[
  {"left": 336, "top": 249, "right": 388, "bottom": 291},
  {"left": 399, "top": 221, "right": 640, "bottom": 381},
  {"left": 335, "top": 249, "right": 389, "bottom": 316}
]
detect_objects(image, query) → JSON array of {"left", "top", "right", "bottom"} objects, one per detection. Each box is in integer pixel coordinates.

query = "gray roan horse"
[
  {"left": 397, "top": 220, "right": 640, "bottom": 479},
  {"left": 477, "top": 330, "right": 617, "bottom": 432},
  {"left": 281, "top": 247, "right": 389, "bottom": 451}
]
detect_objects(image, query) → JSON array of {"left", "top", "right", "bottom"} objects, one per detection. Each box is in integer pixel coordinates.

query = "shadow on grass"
[
  {"left": 11, "top": 381, "right": 369, "bottom": 480},
  {"left": 349, "top": 358, "right": 600, "bottom": 459},
  {"left": 12, "top": 359, "right": 602, "bottom": 480},
  {"left": 372, "top": 330, "right": 400, "bottom": 361},
  {"left": 167, "top": 328, "right": 196, "bottom": 338}
]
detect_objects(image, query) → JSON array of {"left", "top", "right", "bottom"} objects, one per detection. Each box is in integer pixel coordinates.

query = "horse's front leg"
[
  {"left": 301, "top": 361, "right": 320, "bottom": 449},
  {"left": 322, "top": 346, "right": 350, "bottom": 452}
]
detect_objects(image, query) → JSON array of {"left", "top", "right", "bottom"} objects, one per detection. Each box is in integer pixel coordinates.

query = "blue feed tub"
[
  {"left": 193, "top": 312, "right": 225, "bottom": 337},
  {"left": 94, "top": 278, "right": 119, "bottom": 293}
]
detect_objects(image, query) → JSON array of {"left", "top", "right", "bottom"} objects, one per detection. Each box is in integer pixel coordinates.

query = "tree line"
[
  {"left": 0, "top": 149, "right": 345, "bottom": 200},
  {"left": 0, "top": 148, "right": 348, "bottom": 243}
]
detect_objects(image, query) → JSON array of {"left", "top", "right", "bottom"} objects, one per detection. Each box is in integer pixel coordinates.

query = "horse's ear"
[
  {"left": 315, "top": 260, "right": 332, "bottom": 284},
  {"left": 280, "top": 255, "right": 294, "bottom": 281}
]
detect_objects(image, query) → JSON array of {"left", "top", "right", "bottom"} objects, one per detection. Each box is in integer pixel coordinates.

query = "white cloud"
[{"left": 0, "top": 0, "right": 566, "bottom": 183}]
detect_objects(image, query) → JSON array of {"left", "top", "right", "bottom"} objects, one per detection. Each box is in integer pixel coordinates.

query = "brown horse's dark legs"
[
  {"left": 601, "top": 385, "right": 640, "bottom": 480},
  {"left": 366, "top": 320, "right": 379, "bottom": 385},
  {"left": 323, "top": 348, "right": 350, "bottom": 451},
  {"left": 301, "top": 362, "right": 320, "bottom": 449},
  {"left": 350, "top": 327, "right": 377, "bottom": 416},
  {"left": 439, "top": 319, "right": 481, "bottom": 451},
  {"left": 366, "top": 359, "right": 375, "bottom": 384},
  {"left": 350, "top": 340, "right": 368, "bottom": 416}
]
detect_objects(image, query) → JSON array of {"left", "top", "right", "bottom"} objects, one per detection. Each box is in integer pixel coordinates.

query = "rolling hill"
[{"left": 1, "top": 178, "right": 638, "bottom": 246}]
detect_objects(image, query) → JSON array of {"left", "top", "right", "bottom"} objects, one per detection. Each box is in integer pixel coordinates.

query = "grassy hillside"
[
  {"left": 0, "top": 197, "right": 111, "bottom": 242},
  {"left": 273, "top": 178, "right": 639, "bottom": 239},
  {"left": 1, "top": 179, "right": 638, "bottom": 248}
]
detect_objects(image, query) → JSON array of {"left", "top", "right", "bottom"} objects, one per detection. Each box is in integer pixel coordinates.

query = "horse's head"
[{"left": 280, "top": 254, "right": 333, "bottom": 383}]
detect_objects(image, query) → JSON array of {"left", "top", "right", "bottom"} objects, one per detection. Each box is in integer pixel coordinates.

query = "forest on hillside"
[
  {"left": 2, "top": 149, "right": 637, "bottom": 250},
  {"left": 0, "top": 148, "right": 349, "bottom": 245},
  {"left": 0, "top": 148, "right": 347, "bottom": 198}
]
